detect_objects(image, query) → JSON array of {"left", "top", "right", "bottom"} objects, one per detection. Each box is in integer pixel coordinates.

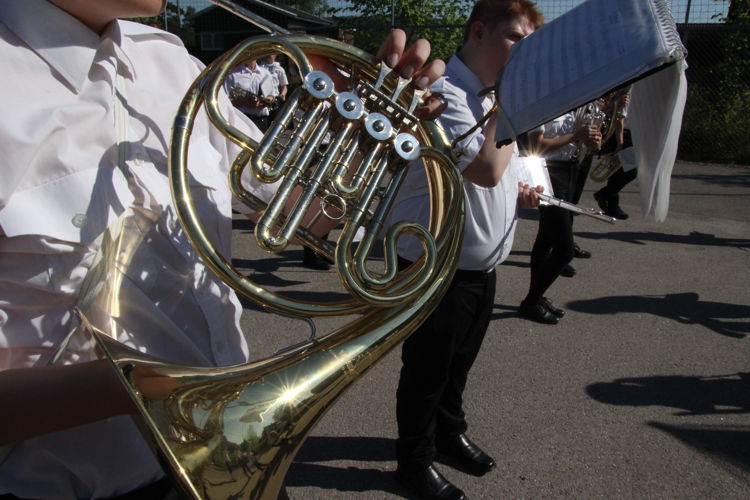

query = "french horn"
[{"left": 63, "top": 3, "right": 465, "bottom": 499}]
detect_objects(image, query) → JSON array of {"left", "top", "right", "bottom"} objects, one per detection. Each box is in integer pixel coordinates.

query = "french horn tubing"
[{"left": 64, "top": 4, "right": 465, "bottom": 500}]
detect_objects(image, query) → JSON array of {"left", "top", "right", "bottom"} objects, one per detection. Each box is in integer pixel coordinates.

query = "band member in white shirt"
[
  {"left": 0, "top": 0, "right": 444, "bottom": 496},
  {"left": 388, "top": 1, "right": 544, "bottom": 498},
  {"left": 225, "top": 58, "right": 278, "bottom": 131}
]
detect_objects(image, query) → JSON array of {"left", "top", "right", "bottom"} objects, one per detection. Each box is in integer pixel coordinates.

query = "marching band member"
[
  {"left": 225, "top": 58, "right": 278, "bottom": 131},
  {"left": 388, "top": 1, "right": 544, "bottom": 498},
  {"left": 0, "top": 0, "right": 443, "bottom": 496},
  {"left": 520, "top": 107, "right": 603, "bottom": 324}
]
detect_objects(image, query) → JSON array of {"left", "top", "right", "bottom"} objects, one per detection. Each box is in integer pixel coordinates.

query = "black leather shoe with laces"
[
  {"left": 541, "top": 297, "right": 565, "bottom": 318},
  {"left": 520, "top": 299, "right": 560, "bottom": 324},
  {"left": 608, "top": 204, "right": 629, "bottom": 219},
  {"left": 573, "top": 243, "right": 591, "bottom": 259},
  {"left": 593, "top": 190, "right": 609, "bottom": 212},
  {"left": 436, "top": 433, "right": 496, "bottom": 477},
  {"left": 395, "top": 463, "right": 466, "bottom": 500},
  {"left": 559, "top": 263, "right": 576, "bottom": 277}
]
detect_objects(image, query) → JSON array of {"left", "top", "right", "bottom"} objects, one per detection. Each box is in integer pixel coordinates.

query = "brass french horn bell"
[{"left": 74, "top": 33, "right": 465, "bottom": 500}]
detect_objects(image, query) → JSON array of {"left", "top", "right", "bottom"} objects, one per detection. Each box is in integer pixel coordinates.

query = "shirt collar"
[
  {"left": 0, "top": 0, "right": 135, "bottom": 93},
  {"left": 446, "top": 54, "right": 490, "bottom": 104}
]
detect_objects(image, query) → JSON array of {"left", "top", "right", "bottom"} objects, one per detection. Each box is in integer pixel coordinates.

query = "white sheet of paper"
[{"left": 515, "top": 156, "right": 554, "bottom": 203}]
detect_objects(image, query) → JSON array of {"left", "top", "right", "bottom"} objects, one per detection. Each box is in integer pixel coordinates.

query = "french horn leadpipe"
[
  {"left": 451, "top": 102, "right": 616, "bottom": 224},
  {"left": 58, "top": 2, "right": 465, "bottom": 500}
]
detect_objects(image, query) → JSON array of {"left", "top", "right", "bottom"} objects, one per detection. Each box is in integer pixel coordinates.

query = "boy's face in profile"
[
  {"left": 473, "top": 15, "right": 535, "bottom": 87},
  {"left": 50, "top": 0, "right": 167, "bottom": 32},
  {"left": 98, "top": 0, "right": 168, "bottom": 18}
]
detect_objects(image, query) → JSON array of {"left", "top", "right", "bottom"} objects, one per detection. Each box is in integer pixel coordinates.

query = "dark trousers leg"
[
  {"left": 599, "top": 167, "right": 637, "bottom": 198},
  {"left": 247, "top": 114, "right": 270, "bottom": 133},
  {"left": 396, "top": 268, "right": 496, "bottom": 468},
  {"left": 570, "top": 156, "right": 593, "bottom": 205},
  {"left": 525, "top": 206, "right": 574, "bottom": 303}
]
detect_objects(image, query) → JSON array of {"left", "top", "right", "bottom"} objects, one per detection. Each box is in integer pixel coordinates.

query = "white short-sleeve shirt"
[
  {"left": 224, "top": 63, "right": 277, "bottom": 116},
  {"left": 0, "top": 0, "right": 264, "bottom": 497},
  {"left": 263, "top": 60, "right": 289, "bottom": 88},
  {"left": 532, "top": 112, "right": 578, "bottom": 161},
  {"left": 390, "top": 55, "right": 520, "bottom": 273}
]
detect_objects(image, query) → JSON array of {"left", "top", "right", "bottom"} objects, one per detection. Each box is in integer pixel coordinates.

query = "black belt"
[{"left": 398, "top": 256, "right": 492, "bottom": 280}]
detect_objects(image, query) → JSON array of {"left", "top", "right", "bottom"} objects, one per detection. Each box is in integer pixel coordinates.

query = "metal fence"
[{"left": 166, "top": 0, "right": 749, "bottom": 164}]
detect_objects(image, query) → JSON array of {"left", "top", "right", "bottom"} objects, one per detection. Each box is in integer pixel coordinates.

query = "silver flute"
[{"left": 538, "top": 193, "right": 616, "bottom": 223}]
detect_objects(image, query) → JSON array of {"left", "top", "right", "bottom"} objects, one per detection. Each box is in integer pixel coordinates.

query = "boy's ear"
[{"left": 469, "top": 21, "right": 485, "bottom": 43}]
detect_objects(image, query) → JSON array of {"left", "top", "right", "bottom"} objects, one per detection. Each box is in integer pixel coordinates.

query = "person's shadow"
[
  {"left": 566, "top": 292, "right": 750, "bottom": 338},
  {"left": 587, "top": 372, "right": 750, "bottom": 416},
  {"left": 587, "top": 372, "right": 750, "bottom": 472},
  {"left": 285, "top": 436, "right": 405, "bottom": 496},
  {"left": 575, "top": 230, "right": 750, "bottom": 249}
]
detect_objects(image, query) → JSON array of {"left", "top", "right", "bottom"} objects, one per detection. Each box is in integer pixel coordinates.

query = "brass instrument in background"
[
  {"left": 589, "top": 87, "right": 631, "bottom": 182},
  {"left": 570, "top": 100, "right": 606, "bottom": 164},
  {"left": 452, "top": 102, "right": 616, "bottom": 224},
  {"left": 228, "top": 85, "right": 275, "bottom": 107},
  {"left": 65, "top": 1, "right": 465, "bottom": 499}
]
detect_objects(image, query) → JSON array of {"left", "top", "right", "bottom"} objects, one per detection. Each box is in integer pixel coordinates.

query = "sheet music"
[
  {"left": 514, "top": 156, "right": 553, "bottom": 200},
  {"left": 495, "top": 0, "right": 686, "bottom": 144}
]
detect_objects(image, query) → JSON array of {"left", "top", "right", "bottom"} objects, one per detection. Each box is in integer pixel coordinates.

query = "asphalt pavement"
[{"left": 232, "top": 160, "right": 750, "bottom": 499}]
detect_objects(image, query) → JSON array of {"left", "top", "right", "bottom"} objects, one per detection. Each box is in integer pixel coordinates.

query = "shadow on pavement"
[
  {"left": 648, "top": 422, "right": 750, "bottom": 473},
  {"left": 576, "top": 230, "right": 750, "bottom": 249},
  {"left": 566, "top": 292, "right": 750, "bottom": 338},
  {"left": 286, "top": 436, "right": 401, "bottom": 495},
  {"left": 586, "top": 371, "right": 750, "bottom": 416}
]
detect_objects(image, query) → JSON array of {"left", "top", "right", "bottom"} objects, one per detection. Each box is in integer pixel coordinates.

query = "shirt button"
[
  {"left": 72, "top": 214, "right": 87, "bottom": 228},
  {"left": 215, "top": 341, "right": 225, "bottom": 353}
]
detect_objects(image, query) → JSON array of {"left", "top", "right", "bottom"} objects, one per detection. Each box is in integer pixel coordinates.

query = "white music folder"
[{"left": 494, "top": 0, "right": 687, "bottom": 221}]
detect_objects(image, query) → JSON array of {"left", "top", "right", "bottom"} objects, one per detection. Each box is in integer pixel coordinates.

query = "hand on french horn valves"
[{"left": 375, "top": 29, "right": 447, "bottom": 120}]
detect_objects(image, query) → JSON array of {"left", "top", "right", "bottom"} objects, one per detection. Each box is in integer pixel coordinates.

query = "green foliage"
[
  {"left": 328, "top": 0, "right": 470, "bottom": 61},
  {"left": 284, "top": 0, "right": 331, "bottom": 17},
  {"left": 682, "top": 0, "right": 750, "bottom": 163},
  {"left": 131, "top": 4, "right": 197, "bottom": 47},
  {"left": 680, "top": 86, "right": 750, "bottom": 165}
]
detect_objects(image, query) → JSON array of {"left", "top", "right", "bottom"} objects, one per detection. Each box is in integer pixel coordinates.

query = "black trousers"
[
  {"left": 395, "top": 259, "right": 496, "bottom": 468},
  {"left": 524, "top": 160, "right": 582, "bottom": 303},
  {"left": 597, "top": 166, "right": 638, "bottom": 199},
  {"left": 526, "top": 204, "right": 575, "bottom": 303},
  {"left": 246, "top": 113, "right": 271, "bottom": 133}
]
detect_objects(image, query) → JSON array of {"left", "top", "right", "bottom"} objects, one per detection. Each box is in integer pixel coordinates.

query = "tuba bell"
[{"left": 61, "top": 3, "right": 465, "bottom": 499}]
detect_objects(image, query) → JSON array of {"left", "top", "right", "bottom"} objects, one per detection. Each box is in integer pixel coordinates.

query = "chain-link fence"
[{"left": 163, "top": 0, "right": 749, "bottom": 164}]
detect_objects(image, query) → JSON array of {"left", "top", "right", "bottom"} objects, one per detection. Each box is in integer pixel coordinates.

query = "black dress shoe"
[
  {"left": 436, "top": 433, "right": 496, "bottom": 477},
  {"left": 608, "top": 204, "right": 629, "bottom": 220},
  {"left": 302, "top": 246, "right": 331, "bottom": 270},
  {"left": 541, "top": 297, "right": 565, "bottom": 318},
  {"left": 395, "top": 463, "right": 466, "bottom": 500},
  {"left": 573, "top": 243, "right": 591, "bottom": 259},
  {"left": 559, "top": 263, "right": 576, "bottom": 277},
  {"left": 593, "top": 190, "right": 609, "bottom": 212},
  {"left": 520, "top": 299, "right": 559, "bottom": 325}
]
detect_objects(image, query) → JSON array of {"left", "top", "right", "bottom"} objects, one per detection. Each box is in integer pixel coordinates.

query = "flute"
[{"left": 538, "top": 192, "right": 616, "bottom": 223}]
